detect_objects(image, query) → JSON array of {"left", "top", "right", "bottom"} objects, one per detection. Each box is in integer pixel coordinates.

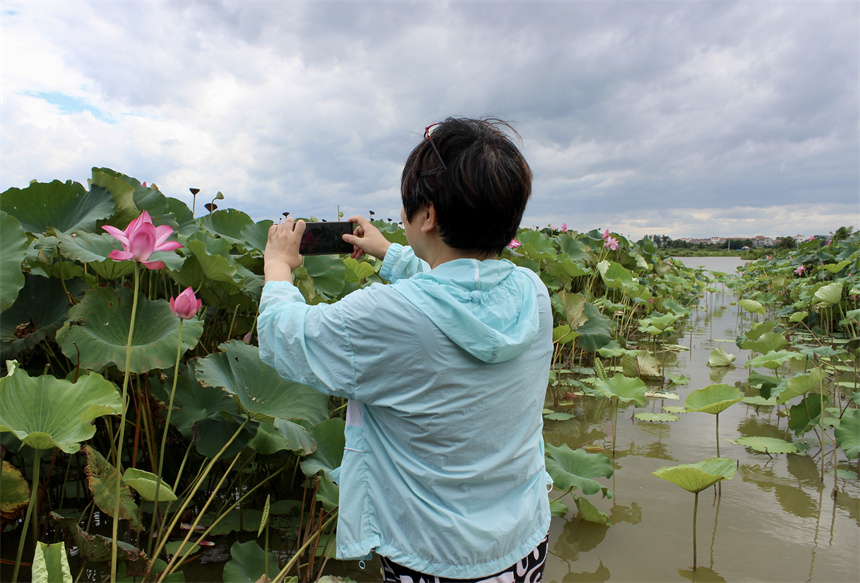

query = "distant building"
[{"left": 753, "top": 236, "right": 775, "bottom": 247}]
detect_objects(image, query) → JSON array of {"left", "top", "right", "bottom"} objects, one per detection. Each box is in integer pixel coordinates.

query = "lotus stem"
[
  {"left": 111, "top": 263, "right": 140, "bottom": 582},
  {"left": 12, "top": 447, "right": 41, "bottom": 582},
  {"left": 715, "top": 413, "right": 720, "bottom": 458},
  {"left": 148, "top": 320, "right": 184, "bottom": 555},
  {"left": 272, "top": 511, "right": 339, "bottom": 583},
  {"left": 692, "top": 490, "right": 699, "bottom": 571},
  {"left": 152, "top": 417, "right": 250, "bottom": 581}
]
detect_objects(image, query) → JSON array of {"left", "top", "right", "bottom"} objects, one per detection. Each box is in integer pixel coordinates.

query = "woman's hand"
[
  {"left": 344, "top": 215, "right": 391, "bottom": 260},
  {"left": 264, "top": 218, "right": 306, "bottom": 283}
]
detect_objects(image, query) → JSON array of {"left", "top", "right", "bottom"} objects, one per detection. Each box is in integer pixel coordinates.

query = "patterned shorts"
[{"left": 379, "top": 535, "right": 549, "bottom": 583}]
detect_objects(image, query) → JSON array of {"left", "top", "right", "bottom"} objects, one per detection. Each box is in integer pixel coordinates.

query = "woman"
[{"left": 259, "top": 117, "right": 552, "bottom": 582}]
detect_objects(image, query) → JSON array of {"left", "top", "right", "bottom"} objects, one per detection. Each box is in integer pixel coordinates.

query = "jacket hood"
[{"left": 391, "top": 258, "right": 541, "bottom": 363}]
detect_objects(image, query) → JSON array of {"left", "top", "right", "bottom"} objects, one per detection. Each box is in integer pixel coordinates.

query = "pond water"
[{"left": 539, "top": 256, "right": 859, "bottom": 583}]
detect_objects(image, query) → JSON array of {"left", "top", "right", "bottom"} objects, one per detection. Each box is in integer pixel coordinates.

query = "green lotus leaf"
[
  {"left": 32, "top": 541, "right": 72, "bottom": 583},
  {"left": 169, "top": 238, "right": 240, "bottom": 294},
  {"left": 776, "top": 368, "right": 826, "bottom": 405},
  {"left": 552, "top": 325, "right": 579, "bottom": 345},
  {"left": 549, "top": 499, "right": 568, "bottom": 517},
  {"left": 303, "top": 255, "right": 347, "bottom": 298},
  {"left": 194, "top": 341, "right": 329, "bottom": 424},
  {"left": 823, "top": 260, "right": 851, "bottom": 274},
  {"left": 788, "top": 395, "right": 826, "bottom": 435},
  {"left": 56, "top": 286, "right": 204, "bottom": 373},
  {"left": 685, "top": 384, "right": 742, "bottom": 414},
  {"left": 122, "top": 468, "right": 177, "bottom": 502},
  {"left": 598, "top": 260, "right": 635, "bottom": 290},
  {"left": 0, "top": 275, "right": 82, "bottom": 359},
  {"left": 621, "top": 351, "right": 661, "bottom": 379},
  {"left": 343, "top": 257, "right": 377, "bottom": 284},
  {"left": 194, "top": 415, "right": 253, "bottom": 459},
  {"left": 545, "top": 412, "right": 575, "bottom": 421},
  {"left": 573, "top": 494, "right": 610, "bottom": 525},
  {"left": 738, "top": 299, "right": 765, "bottom": 316},
  {"left": 1, "top": 460, "right": 29, "bottom": 515},
  {"left": 1, "top": 179, "right": 114, "bottom": 235},
  {"left": 742, "top": 321, "right": 775, "bottom": 341},
  {"left": 557, "top": 291, "right": 587, "bottom": 328},
  {"left": 731, "top": 436, "right": 798, "bottom": 454},
  {"left": 745, "top": 350, "right": 801, "bottom": 370},
  {"left": 82, "top": 445, "right": 142, "bottom": 530},
  {"left": 666, "top": 372, "right": 690, "bottom": 385},
  {"left": 517, "top": 229, "right": 557, "bottom": 260},
  {"left": 652, "top": 457, "right": 736, "bottom": 493},
  {"left": 576, "top": 302, "right": 613, "bottom": 351},
  {"left": 148, "top": 365, "right": 235, "bottom": 440},
  {"left": 707, "top": 346, "right": 736, "bottom": 367},
  {"left": 545, "top": 443, "right": 614, "bottom": 496},
  {"left": 240, "top": 219, "right": 275, "bottom": 253},
  {"left": 789, "top": 311, "right": 809, "bottom": 323},
  {"left": 49, "top": 512, "right": 150, "bottom": 575},
  {"left": 593, "top": 374, "right": 648, "bottom": 406},
  {"left": 740, "top": 331, "right": 788, "bottom": 354},
  {"left": 91, "top": 168, "right": 175, "bottom": 228},
  {"left": 0, "top": 368, "right": 121, "bottom": 453},
  {"left": 743, "top": 396, "right": 777, "bottom": 407},
  {"left": 0, "top": 212, "right": 27, "bottom": 312},
  {"left": 634, "top": 413, "right": 679, "bottom": 423},
  {"left": 813, "top": 282, "right": 843, "bottom": 306},
  {"left": 300, "top": 418, "right": 345, "bottom": 477},
  {"left": 223, "top": 540, "right": 281, "bottom": 583},
  {"left": 198, "top": 208, "right": 254, "bottom": 246},
  {"left": 249, "top": 419, "right": 316, "bottom": 456},
  {"left": 663, "top": 405, "right": 688, "bottom": 414},
  {"left": 834, "top": 409, "right": 860, "bottom": 459},
  {"left": 313, "top": 471, "right": 340, "bottom": 513}
]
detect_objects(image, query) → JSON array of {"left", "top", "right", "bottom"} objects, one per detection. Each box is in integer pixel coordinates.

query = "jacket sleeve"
[
  {"left": 379, "top": 243, "right": 429, "bottom": 282},
  {"left": 257, "top": 280, "right": 358, "bottom": 399}
]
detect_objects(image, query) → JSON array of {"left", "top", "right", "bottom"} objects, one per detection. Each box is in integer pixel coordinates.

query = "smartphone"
[{"left": 299, "top": 221, "right": 354, "bottom": 255}]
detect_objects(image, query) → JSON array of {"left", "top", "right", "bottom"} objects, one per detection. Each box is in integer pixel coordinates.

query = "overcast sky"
[{"left": 2, "top": 1, "right": 857, "bottom": 239}]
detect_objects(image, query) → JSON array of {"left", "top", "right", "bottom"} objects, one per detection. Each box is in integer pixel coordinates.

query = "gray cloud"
[{"left": 1, "top": 0, "right": 856, "bottom": 239}]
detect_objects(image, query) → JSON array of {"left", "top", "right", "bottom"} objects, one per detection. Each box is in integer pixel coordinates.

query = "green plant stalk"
[
  {"left": 111, "top": 263, "right": 140, "bottom": 582},
  {"left": 151, "top": 417, "right": 250, "bottom": 579},
  {"left": 716, "top": 413, "right": 721, "bottom": 458},
  {"left": 148, "top": 320, "right": 184, "bottom": 554},
  {"left": 692, "top": 490, "right": 699, "bottom": 571},
  {"left": 157, "top": 451, "right": 242, "bottom": 580},
  {"left": 272, "top": 511, "right": 338, "bottom": 583},
  {"left": 12, "top": 447, "right": 41, "bottom": 582}
]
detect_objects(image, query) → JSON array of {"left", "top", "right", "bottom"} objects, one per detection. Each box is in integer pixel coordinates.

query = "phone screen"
[{"left": 299, "top": 222, "right": 354, "bottom": 255}]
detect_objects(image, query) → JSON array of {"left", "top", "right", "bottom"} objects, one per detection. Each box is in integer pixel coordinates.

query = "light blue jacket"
[{"left": 258, "top": 243, "right": 552, "bottom": 578}]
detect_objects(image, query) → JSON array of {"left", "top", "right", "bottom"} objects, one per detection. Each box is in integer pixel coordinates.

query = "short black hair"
[{"left": 401, "top": 117, "right": 532, "bottom": 256}]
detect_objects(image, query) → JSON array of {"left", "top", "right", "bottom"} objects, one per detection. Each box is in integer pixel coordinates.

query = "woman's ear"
[{"left": 420, "top": 203, "right": 438, "bottom": 233}]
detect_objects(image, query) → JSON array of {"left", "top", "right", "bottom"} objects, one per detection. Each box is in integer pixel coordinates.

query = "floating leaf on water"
[
  {"left": 707, "top": 346, "right": 737, "bottom": 367},
  {"left": 634, "top": 413, "right": 679, "bottom": 423},
  {"left": 666, "top": 372, "right": 690, "bottom": 385},
  {"left": 743, "top": 396, "right": 777, "bottom": 407},
  {"left": 645, "top": 391, "right": 680, "bottom": 400},
  {"left": 730, "top": 436, "right": 798, "bottom": 454},
  {"left": 544, "top": 412, "right": 575, "bottom": 421},
  {"left": 663, "top": 406, "right": 688, "bottom": 414}
]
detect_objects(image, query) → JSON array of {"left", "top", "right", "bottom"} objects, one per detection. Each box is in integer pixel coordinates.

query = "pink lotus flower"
[
  {"left": 794, "top": 265, "right": 806, "bottom": 275},
  {"left": 808, "top": 235, "right": 815, "bottom": 241},
  {"left": 508, "top": 238, "right": 522, "bottom": 249},
  {"left": 560, "top": 223, "right": 568, "bottom": 233},
  {"left": 102, "top": 211, "right": 182, "bottom": 270},
  {"left": 602, "top": 229, "right": 610, "bottom": 240},
  {"left": 604, "top": 236, "right": 619, "bottom": 251},
  {"left": 766, "top": 255, "right": 771, "bottom": 260},
  {"left": 170, "top": 287, "right": 202, "bottom": 319}
]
